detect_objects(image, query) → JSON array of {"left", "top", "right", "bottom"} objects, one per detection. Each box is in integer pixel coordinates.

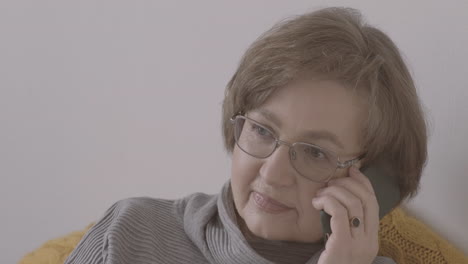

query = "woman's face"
[{"left": 230, "top": 78, "right": 366, "bottom": 242}]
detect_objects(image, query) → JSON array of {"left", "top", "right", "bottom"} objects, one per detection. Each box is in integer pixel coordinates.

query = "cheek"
[
  {"left": 230, "top": 147, "right": 329, "bottom": 242},
  {"left": 281, "top": 182, "right": 327, "bottom": 242},
  {"left": 230, "top": 147, "right": 261, "bottom": 211},
  {"left": 296, "top": 182, "right": 324, "bottom": 223}
]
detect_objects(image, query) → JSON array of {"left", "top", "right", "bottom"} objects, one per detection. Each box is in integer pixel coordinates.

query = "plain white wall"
[{"left": 1, "top": 1, "right": 467, "bottom": 263}]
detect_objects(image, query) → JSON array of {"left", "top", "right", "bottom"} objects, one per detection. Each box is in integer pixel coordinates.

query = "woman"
[{"left": 65, "top": 7, "right": 427, "bottom": 264}]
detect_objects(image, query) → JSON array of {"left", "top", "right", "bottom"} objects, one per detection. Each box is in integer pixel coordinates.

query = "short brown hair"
[{"left": 221, "top": 7, "right": 427, "bottom": 203}]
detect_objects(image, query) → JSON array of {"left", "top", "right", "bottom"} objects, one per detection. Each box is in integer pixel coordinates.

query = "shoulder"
[
  {"left": 111, "top": 196, "right": 177, "bottom": 219},
  {"left": 65, "top": 194, "right": 214, "bottom": 264},
  {"left": 109, "top": 192, "right": 217, "bottom": 225}
]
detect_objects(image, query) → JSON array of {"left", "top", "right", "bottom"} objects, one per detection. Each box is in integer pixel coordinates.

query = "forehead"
[{"left": 250, "top": 79, "right": 366, "bottom": 155}]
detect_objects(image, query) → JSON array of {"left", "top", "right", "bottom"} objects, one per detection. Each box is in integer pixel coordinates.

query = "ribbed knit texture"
[
  {"left": 19, "top": 205, "right": 468, "bottom": 264},
  {"left": 35, "top": 181, "right": 395, "bottom": 263},
  {"left": 378, "top": 208, "right": 467, "bottom": 264}
]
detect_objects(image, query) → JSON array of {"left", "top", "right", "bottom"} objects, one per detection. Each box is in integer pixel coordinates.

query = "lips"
[{"left": 252, "top": 191, "right": 293, "bottom": 214}]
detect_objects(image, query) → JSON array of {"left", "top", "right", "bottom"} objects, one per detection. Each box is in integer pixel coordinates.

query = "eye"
[
  {"left": 251, "top": 124, "right": 272, "bottom": 137},
  {"left": 304, "top": 146, "right": 327, "bottom": 160}
]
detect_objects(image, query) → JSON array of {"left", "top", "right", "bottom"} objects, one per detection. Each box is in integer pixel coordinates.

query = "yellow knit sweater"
[
  {"left": 378, "top": 208, "right": 467, "bottom": 264},
  {"left": 20, "top": 208, "right": 467, "bottom": 264}
]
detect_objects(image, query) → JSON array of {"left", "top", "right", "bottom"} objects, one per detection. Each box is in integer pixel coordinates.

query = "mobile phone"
[{"left": 320, "top": 160, "right": 401, "bottom": 241}]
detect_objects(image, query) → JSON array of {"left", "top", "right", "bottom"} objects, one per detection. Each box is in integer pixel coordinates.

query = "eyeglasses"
[{"left": 230, "top": 115, "right": 364, "bottom": 183}]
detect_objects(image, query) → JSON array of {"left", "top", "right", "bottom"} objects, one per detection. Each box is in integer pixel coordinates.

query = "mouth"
[{"left": 251, "top": 191, "right": 293, "bottom": 214}]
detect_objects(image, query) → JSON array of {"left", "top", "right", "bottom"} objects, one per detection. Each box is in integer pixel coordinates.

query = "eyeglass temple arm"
[{"left": 337, "top": 153, "right": 366, "bottom": 169}]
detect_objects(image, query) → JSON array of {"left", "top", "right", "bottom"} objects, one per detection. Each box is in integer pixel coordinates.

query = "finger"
[
  {"left": 349, "top": 166, "right": 380, "bottom": 235},
  {"left": 312, "top": 194, "right": 351, "bottom": 241},
  {"left": 316, "top": 185, "right": 364, "bottom": 238},
  {"left": 328, "top": 170, "right": 379, "bottom": 235}
]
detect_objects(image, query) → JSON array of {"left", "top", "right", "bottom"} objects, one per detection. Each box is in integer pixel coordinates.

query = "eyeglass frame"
[{"left": 230, "top": 114, "right": 366, "bottom": 183}]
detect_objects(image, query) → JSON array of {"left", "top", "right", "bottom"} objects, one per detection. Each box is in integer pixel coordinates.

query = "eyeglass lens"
[{"left": 233, "top": 116, "right": 337, "bottom": 182}]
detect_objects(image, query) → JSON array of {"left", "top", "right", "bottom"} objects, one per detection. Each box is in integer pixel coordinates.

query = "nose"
[{"left": 258, "top": 143, "right": 296, "bottom": 187}]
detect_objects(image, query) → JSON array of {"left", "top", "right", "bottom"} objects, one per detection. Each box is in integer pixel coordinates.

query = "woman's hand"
[{"left": 312, "top": 166, "right": 380, "bottom": 264}]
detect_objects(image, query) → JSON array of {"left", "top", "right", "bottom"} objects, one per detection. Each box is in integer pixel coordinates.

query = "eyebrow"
[{"left": 254, "top": 108, "right": 345, "bottom": 149}]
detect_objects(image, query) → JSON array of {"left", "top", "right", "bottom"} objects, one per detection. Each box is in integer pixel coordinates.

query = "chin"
[{"left": 241, "top": 203, "right": 300, "bottom": 241}]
